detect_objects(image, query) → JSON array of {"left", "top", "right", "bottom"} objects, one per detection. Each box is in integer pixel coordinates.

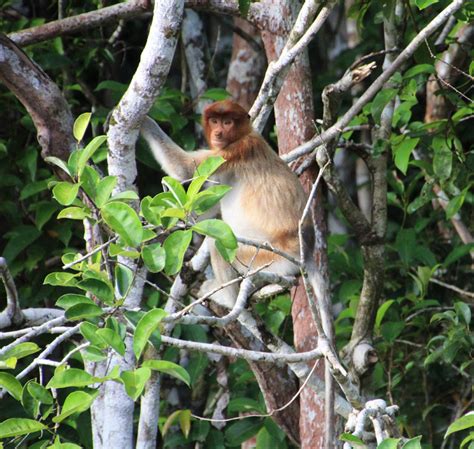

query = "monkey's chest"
[{"left": 220, "top": 185, "right": 274, "bottom": 241}]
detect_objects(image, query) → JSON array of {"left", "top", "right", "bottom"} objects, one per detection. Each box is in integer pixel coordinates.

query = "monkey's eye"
[
  {"left": 223, "top": 119, "right": 233, "bottom": 126},
  {"left": 209, "top": 118, "right": 219, "bottom": 125}
]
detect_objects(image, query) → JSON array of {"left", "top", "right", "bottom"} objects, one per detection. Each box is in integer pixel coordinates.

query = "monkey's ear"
[{"left": 247, "top": 114, "right": 251, "bottom": 119}]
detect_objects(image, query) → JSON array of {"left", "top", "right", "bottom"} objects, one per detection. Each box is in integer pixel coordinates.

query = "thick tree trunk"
[{"left": 260, "top": 1, "right": 327, "bottom": 447}]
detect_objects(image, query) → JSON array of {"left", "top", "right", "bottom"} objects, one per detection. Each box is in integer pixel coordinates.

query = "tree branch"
[{"left": 282, "top": 0, "right": 466, "bottom": 163}]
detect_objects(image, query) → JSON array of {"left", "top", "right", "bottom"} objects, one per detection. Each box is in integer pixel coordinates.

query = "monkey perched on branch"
[{"left": 141, "top": 99, "right": 315, "bottom": 308}]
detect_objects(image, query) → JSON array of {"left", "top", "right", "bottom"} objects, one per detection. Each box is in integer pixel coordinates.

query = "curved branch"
[
  {"left": 0, "top": 34, "right": 74, "bottom": 164},
  {"left": 283, "top": 0, "right": 466, "bottom": 163}
]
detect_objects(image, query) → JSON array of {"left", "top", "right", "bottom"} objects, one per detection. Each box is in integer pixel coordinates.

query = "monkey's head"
[{"left": 203, "top": 100, "right": 252, "bottom": 150}]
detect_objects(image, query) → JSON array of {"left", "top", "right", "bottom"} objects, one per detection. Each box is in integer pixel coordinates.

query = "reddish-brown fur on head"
[{"left": 203, "top": 100, "right": 252, "bottom": 149}]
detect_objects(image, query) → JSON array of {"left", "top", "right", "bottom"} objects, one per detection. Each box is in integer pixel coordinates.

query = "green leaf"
[
  {"left": 225, "top": 419, "right": 263, "bottom": 446},
  {"left": 375, "top": 300, "right": 395, "bottom": 329},
  {"left": 101, "top": 201, "right": 143, "bottom": 247},
  {"left": 215, "top": 240, "right": 237, "bottom": 263},
  {"left": 455, "top": 302, "right": 471, "bottom": 325},
  {"left": 193, "top": 156, "right": 226, "bottom": 178},
  {"left": 444, "top": 243, "right": 474, "bottom": 266},
  {"left": 142, "top": 360, "right": 190, "bottom": 386},
  {"left": 65, "top": 303, "right": 103, "bottom": 320},
  {"left": 142, "top": 243, "right": 166, "bottom": 273},
  {"left": 73, "top": 112, "right": 91, "bottom": 141},
  {"left": 191, "top": 185, "right": 232, "bottom": 215},
  {"left": 162, "top": 176, "right": 187, "bottom": 206},
  {"left": 433, "top": 136, "right": 452, "bottom": 180},
  {"left": 381, "top": 321, "right": 405, "bottom": 342},
  {"left": 140, "top": 196, "right": 161, "bottom": 226},
  {"left": 120, "top": 368, "right": 151, "bottom": 401},
  {"left": 393, "top": 137, "right": 419, "bottom": 175},
  {"left": 339, "top": 433, "right": 367, "bottom": 447},
  {"left": 378, "top": 439, "right": 401, "bottom": 449},
  {"left": 415, "top": 0, "right": 439, "bottom": 10},
  {"left": 0, "top": 372, "right": 22, "bottom": 400},
  {"left": 407, "top": 182, "right": 435, "bottom": 214},
  {"left": 163, "top": 230, "right": 193, "bottom": 275},
  {"left": 404, "top": 64, "right": 435, "bottom": 78},
  {"left": 161, "top": 410, "right": 191, "bottom": 437},
  {"left": 109, "top": 190, "right": 140, "bottom": 202},
  {"left": 56, "top": 294, "right": 95, "bottom": 309},
  {"left": 44, "top": 156, "right": 71, "bottom": 177},
  {"left": 82, "top": 346, "right": 107, "bottom": 362},
  {"left": 445, "top": 189, "right": 467, "bottom": 219},
  {"left": 402, "top": 436, "right": 422, "bottom": 448},
  {"left": 97, "top": 328, "right": 126, "bottom": 356},
  {"left": 115, "top": 264, "right": 133, "bottom": 297},
  {"left": 43, "top": 272, "right": 78, "bottom": 287},
  {"left": 46, "top": 368, "right": 99, "bottom": 389},
  {"left": 0, "top": 418, "right": 47, "bottom": 438},
  {"left": 52, "top": 182, "right": 81, "bottom": 206},
  {"left": 133, "top": 309, "right": 167, "bottom": 360},
  {"left": 238, "top": 0, "right": 251, "bottom": 16},
  {"left": 20, "top": 179, "right": 49, "bottom": 200},
  {"left": 3, "top": 225, "right": 41, "bottom": 263},
  {"left": 57, "top": 206, "right": 91, "bottom": 220},
  {"left": 192, "top": 219, "right": 237, "bottom": 249},
  {"left": 53, "top": 390, "right": 98, "bottom": 423},
  {"left": 200, "top": 88, "right": 231, "bottom": 101},
  {"left": 256, "top": 426, "right": 282, "bottom": 449},
  {"left": 371, "top": 88, "right": 398, "bottom": 124},
  {"left": 0, "top": 342, "right": 40, "bottom": 361},
  {"left": 95, "top": 176, "right": 117, "bottom": 207},
  {"left": 35, "top": 202, "right": 58, "bottom": 230},
  {"left": 27, "top": 382, "right": 53, "bottom": 405},
  {"left": 77, "top": 135, "right": 107, "bottom": 176},
  {"left": 80, "top": 322, "right": 106, "bottom": 347},
  {"left": 179, "top": 409, "right": 191, "bottom": 438},
  {"left": 186, "top": 175, "right": 208, "bottom": 200},
  {"left": 228, "top": 398, "right": 265, "bottom": 414},
  {"left": 77, "top": 278, "right": 114, "bottom": 305}
]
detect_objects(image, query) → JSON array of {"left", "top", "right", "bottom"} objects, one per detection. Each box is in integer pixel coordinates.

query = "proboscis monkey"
[{"left": 141, "top": 99, "right": 314, "bottom": 307}]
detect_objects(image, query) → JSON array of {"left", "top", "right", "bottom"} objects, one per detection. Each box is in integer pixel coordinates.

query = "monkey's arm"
[{"left": 141, "top": 116, "right": 211, "bottom": 181}]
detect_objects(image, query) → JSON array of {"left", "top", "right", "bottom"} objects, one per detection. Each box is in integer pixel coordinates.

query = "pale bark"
[{"left": 101, "top": 1, "right": 184, "bottom": 448}]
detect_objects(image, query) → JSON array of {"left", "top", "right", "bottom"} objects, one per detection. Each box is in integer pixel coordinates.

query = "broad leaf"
[
  {"left": 142, "top": 243, "right": 166, "bottom": 273},
  {"left": 101, "top": 201, "right": 143, "bottom": 247},
  {"left": 192, "top": 219, "right": 237, "bottom": 249},
  {"left": 97, "top": 328, "right": 126, "bottom": 356},
  {"left": 393, "top": 137, "right": 419, "bottom": 175},
  {"left": 192, "top": 156, "right": 226, "bottom": 178},
  {"left": 53, "top": 391, "right": 98, "bottom": 423},
  {"left": 133, "top": 309, "right": 167, "bottom": 360},
  {"left": 65, "top": 303, "right": 103, "bottom": 320},
  {"left": 43, "top": 272, "right": 78, "bottom": 287},
  {"left": 56, "top": 294, "right": 95, "bottom": 310},
  {"left": 0, "top": 418, "right": 47, "bottom": 438},
  {"left": 73, "top": 112, "right": 91, "bottom": 141},
  {"left": 52, "top": 182, "right": 81, "bottom": 206},
  {"left": 163, "top": 230, "right": 193, "bottom": 275},
  {"left": 120, "top": 368, "right": 151, "bottom": 401},
  {"left": 77, "top": 135, "right": 107, "bottom": 176},
  {"left": 142, "top": 360, "right": 190, "bottom": 386},
  {"left": 44, "top": 156, "right": 71, "bottom": 177},
  {"left": 0, "top": 372, "right": 22, "bottom": 400},
  {"left": 46, "top": 368, "right": 99, "bottom": 389},
  {"left": 0, "top": 342, "right": 40, "bottom": 361},
  {"left": 57, "top": 206, "right": 91, "bottom": 220}
]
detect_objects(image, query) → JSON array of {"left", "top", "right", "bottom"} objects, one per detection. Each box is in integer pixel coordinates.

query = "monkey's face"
[{"left": 207, "top": 117, "right": 238, "bottom": 149}]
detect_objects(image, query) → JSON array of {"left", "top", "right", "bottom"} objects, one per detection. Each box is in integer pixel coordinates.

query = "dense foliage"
[{"left": 0, "top": 1, "right": 472, "bottom": 448}]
